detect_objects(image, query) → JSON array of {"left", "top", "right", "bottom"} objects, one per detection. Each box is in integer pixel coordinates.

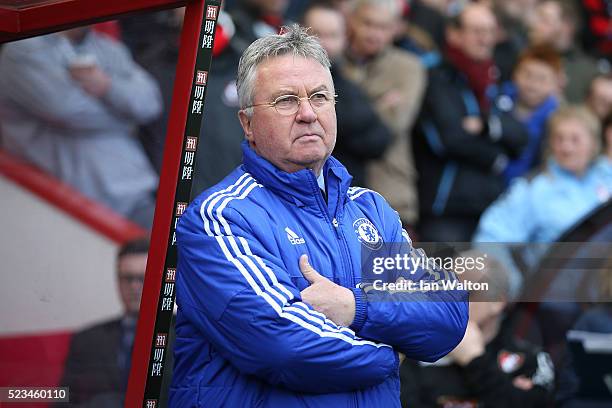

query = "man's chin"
[{"left": 291, "top": 153, "right": 329, "bottom": 171}]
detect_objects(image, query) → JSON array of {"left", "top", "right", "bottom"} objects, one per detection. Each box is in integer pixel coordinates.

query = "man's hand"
[
  {"left": 378, "top": 89, "right": 404, "bottom": 111},
  {"left": 448, "top": 321, "right": 485, "bottom": 366},
  {"left": 69, "top": 65, "right": 111, "bottom": 97},
  {"left": 299, "top": 255, "right": 356, "bottom": 327},
  {"left": 462, "top": 116, "right": 484, "bottom": 135},
  {"left": 512, "top": 375, "right": 534, "bottom": 390}
]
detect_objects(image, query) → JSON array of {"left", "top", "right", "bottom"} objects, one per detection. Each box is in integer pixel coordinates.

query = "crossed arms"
[{"left": 176, "top": 192, "right": 468, "bottom": 394}]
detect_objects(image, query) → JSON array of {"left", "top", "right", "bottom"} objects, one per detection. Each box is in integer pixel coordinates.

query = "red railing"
[{"left": 0, "top": 149, "right": 147, "bottom": 244}]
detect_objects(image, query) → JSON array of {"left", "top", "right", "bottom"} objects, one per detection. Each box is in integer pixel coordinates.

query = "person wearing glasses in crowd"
[
  {"left": 170, "top": 25, "right": 468, "bottom": 407},
  {"left": 56, "top": 238, "right": 149, "bottom": 407}
]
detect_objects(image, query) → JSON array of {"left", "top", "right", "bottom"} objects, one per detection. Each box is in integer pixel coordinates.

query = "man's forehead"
[
  {"left": 517, "top": 59, "right": 556, "bottom": 73},
  {"left": 538, "top": 1, "right": 560, "bottom": 12},
  {"left": 255, "top": 55, "right": 333, "bottom": 94},
  {"left": 305, "top": 7, "right": 343, "bottom": 29},
  {"left": 355, "top": 3, "right": 397, "bottom": 23},
  {"left": 118, "top": 253, "right": 148, "bottom": 275},
  {"left": 461, "top": 6, "right": 496, "bottom": 27},
  {"left": 257, "top": 54, "right": 329, "bottom": 75}
]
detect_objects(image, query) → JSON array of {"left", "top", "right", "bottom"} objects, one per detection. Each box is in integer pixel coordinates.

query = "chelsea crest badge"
[{"left": 353, "top": 218, "right": 383, "bottom": 250}]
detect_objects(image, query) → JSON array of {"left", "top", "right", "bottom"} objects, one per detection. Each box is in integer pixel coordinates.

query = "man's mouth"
[{"left": 295, "top": 134, "right": 322, "bottom": 142}]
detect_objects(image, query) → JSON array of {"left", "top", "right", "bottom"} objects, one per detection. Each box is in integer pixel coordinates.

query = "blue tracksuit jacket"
[{"left": 170, "top": 142, "right": 468, "bottom": 407}]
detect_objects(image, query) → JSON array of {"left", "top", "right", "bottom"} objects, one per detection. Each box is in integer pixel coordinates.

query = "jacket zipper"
[
  {"left": 334, "top": 183, "right": 356, "bottom": 288},
  {"left": 336, "top": 221, "right": 355, "bottom": 288},
  {"left": 310, "top": 174, "right": 352, "bottom": 287},
  {"left": 311, "top": 175, "right": 358, "bottom": 408}
]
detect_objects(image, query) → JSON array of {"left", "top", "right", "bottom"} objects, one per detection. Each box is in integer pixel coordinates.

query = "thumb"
[{"left": 299, "top": 255, "right": 322, "bottom": 284}]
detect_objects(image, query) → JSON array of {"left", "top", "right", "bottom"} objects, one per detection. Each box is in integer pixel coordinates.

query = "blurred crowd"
[{"left": 1, "top": 0, "right": 612, "bottom": 406}]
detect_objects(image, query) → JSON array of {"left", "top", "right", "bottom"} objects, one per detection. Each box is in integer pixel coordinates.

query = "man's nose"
[{"left": 295, "top": 98, "right": 318, "bottom": 123}]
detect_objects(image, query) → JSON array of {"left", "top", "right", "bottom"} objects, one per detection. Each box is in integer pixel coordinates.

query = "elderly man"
[
  {"left": 171, "top": 25, "right": 468, "bottom": 407},
  {"left": 343, "top": 0, "right": 426, "bottom": 229}
]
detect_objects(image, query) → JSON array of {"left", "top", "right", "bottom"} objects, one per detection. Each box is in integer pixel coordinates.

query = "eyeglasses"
[
  {"left": 244, "top": 91, "right": 337, "bottom": 116},
  {"left": 119, "top": 275, "right": 145, "bottom": 284}
]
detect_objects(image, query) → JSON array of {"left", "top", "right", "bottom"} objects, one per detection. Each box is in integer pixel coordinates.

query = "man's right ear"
[{"left": 238, "top": 110, "right": 253, "bottom": 142}]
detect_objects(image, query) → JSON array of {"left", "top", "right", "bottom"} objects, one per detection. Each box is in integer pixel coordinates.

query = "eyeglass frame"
[
  {"left": 243, "top": 90, "right": 338, "bottom": 116},
  {"left": 118, "top": 274, "right": 145, "bottom": 284}
]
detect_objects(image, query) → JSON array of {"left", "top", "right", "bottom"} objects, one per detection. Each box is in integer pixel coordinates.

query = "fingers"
[
  {"left": 512, "top": 376, "right": 534, "bottom": 390},
  {"left": 299, "top": 254, "right": 322, "bottom": 284}
]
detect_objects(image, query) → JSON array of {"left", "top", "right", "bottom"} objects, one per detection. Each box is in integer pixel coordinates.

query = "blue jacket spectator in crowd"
[
  {"left": 474, "top": 106, "right": 611, "bottom": 298},
  {"left": 498, "top": 89, "right": 558, "bottom": 184},
  {"left": 475, "top": 107, "right": 612, "bottom": 244},
  {"left": 477, "top": 157, "right": 611, "bottom": 243},
  {"left": 492, "top": 45, "right": 563, "bottom": 184}
]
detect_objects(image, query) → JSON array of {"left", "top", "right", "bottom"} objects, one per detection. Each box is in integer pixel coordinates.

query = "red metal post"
[{"left": 125, "top": 1, "right": 204, "bottom": 406}]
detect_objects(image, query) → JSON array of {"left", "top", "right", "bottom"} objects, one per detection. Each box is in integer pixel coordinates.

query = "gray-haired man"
[{"left": 171, "top": 25, "right": 468, "bottom": 407}]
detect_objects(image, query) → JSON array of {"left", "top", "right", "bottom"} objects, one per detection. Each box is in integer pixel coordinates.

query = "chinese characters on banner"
[
  {"left": 202, "top": 5, "right": 217, "bottom": 49},
  {"left": 141, "top": 2, "right": 221, "bottom": 406}
]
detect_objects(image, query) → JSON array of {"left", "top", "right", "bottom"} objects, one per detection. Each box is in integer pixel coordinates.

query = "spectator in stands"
[
  {"left": 56, "top": 238, "right": 149, "bottom": 407},
  {"left": 475, "top": 106, "right": 612, "bottom": 243},
  {"left": 119, "top": 8, "right": 185, "bottom": 173},
  {"left": 396, "top": 1, "right": 443, "bottom": 70},
  {"left": 489, "top": 0, "right": 536, "bottom": 82},
  {"left": 494, "top": 45, "right": 563, "bottom": 184},
  {"left": 527, "top": 0, "right": 601, "bottom": 103},
  {"left": 302, "top": 1, "right": 392, "bottom": 186},
  {"left": 332, "top": 0, "right": 354, "bottom": 17},
  {"left": 343, "top": 0, "right": 426, "bottom": 229},
  {"left": 413, "top": 2, "right": 528, "bottom": 242},
  {"left": 230, "top": 0, "right": 289, "bottom": 50},
  {"left": 0, "top": 27, "right": 161, "bottom": 229},
  {"left": 489, "top": 0, "right": 538, "bottom": 43},
  {"left": 400, "top": 251, "right": 555, "bottom": 408},
  {"left": 407, "top": 0, "right": 454, "bottom": 50},
  {"left": 474, "top": 106, "right": 610, "bottom": 299},
  {"left": 585, "top": 73, "right": 612, "bottom": 121}
]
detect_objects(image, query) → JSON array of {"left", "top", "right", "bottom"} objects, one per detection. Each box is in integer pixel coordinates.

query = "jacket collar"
[
  {"left": 547, "top": 158, "right": 597, "bottom": 181},
  {"left": 241, "top": 141, "right": 353, "bottom": 212}
]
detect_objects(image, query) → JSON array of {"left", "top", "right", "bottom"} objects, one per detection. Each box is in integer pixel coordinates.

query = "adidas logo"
[{"left": 285, "top": 227, "right": 305, "bottom": 245}]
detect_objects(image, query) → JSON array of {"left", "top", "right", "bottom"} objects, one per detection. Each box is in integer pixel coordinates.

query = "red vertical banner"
[{"left": 125, "top": 1, "right": 221, "bottom": 406}]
